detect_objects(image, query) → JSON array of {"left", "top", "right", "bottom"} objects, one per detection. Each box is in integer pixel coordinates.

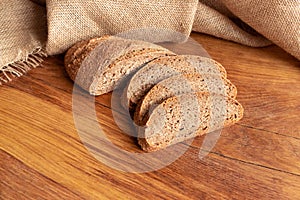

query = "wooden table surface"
[{"left": 1, "top": 33, "right": 300, "bottom": 200}]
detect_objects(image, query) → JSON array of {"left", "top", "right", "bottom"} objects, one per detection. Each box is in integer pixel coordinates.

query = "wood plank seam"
[
  {"left": 184, "top": 144, "right": 300, "bottom": 177},
  {"left": 237, "top": 123, "right": 300, "bottom": 140}
]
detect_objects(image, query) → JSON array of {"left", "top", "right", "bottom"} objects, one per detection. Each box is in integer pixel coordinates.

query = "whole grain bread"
[
  {"left": 123, "top": 55, "right": 227, "bottom": 110},
  {"left": 134, "top": 73, "right": 237, "bottom": 125},
  {"left": 138, "top": 92, "right": 244, "bottom": 152},
  {"left": 64, "top": 36, "right": 175, "bottom": 95}
]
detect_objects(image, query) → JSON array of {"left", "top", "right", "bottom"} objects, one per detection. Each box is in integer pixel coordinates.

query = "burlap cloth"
[{"left": 0, "top": 0, "right": 299, "bottom": 83}]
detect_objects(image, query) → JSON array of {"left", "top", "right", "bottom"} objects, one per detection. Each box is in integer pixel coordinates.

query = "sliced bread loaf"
[
  {"left": 138, "top": 92, "right": 244, "bottom": 152},
  {"left": 134, "top": 73, "right": 237, "bottom": 125},
  {"left": 123, "top": 55, "right": 227, "bottom": 110},
  {"left": 64, "top": 36, "right": 174, "bottom": 95}
]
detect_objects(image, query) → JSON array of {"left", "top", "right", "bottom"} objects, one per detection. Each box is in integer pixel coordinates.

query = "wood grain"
[{"left": 1, "top": 33, "right": 300, "bottom": 199}]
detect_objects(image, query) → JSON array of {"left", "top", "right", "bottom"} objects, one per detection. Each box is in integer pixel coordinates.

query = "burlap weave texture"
[
  {"left": 46, "top": 0, "right": 198, "bottom": 55},
  {"left": 0, "top": 0, "right": 299, "bottom": 83}
]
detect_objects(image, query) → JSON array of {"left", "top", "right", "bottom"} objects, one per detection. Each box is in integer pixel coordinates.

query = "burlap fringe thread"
[{"left": 0, "top": 48, "right": 47, "bottom": 85}]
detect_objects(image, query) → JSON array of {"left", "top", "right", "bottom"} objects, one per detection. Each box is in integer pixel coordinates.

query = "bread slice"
[
  {"left": 138, "top": 92, "right": 244, "bottom": 152},
  {"left": 134, "top": 73, "right": 237, "bottom": 125},
  {"left": 123, "top": 55, "right": 227, "bottom": 110},
  {"left": 64, "top": 36, "right": 175, "bottom": 95}
]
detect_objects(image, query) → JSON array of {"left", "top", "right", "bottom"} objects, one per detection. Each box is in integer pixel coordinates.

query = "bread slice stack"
[
  {"left": 65, "top": 36, "right": 244, "bottom": 152},
  {"left": 64, "top": 36, "right": 175, "bottom": 95},
  {"left": 122, "top": 55, "right": 227, "bottom": 110},
  {"left": 125, "top": 55, "right": 243, "bottom": 152},
  {"left": 133, "top": 73, "right": 237, "bottom": 126}
]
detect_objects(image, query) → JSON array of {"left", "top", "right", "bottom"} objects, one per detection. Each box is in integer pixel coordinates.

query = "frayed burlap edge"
[{"left": 0, "top": 48, "right": 47, "bottom": 85}]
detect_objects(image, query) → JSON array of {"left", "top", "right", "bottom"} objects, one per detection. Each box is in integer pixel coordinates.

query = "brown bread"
[
  {"left": 134, "top": 73, "right": 237, "bottom": 125},
  {"left": 64, "top": 36, "right": 174, "bottom": 95},
  {"left": 123, "top": 55, "right": 227, "bottom": 110},
  {"left": 138, "top": 92, "right": 244, "bottom": 152}
]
